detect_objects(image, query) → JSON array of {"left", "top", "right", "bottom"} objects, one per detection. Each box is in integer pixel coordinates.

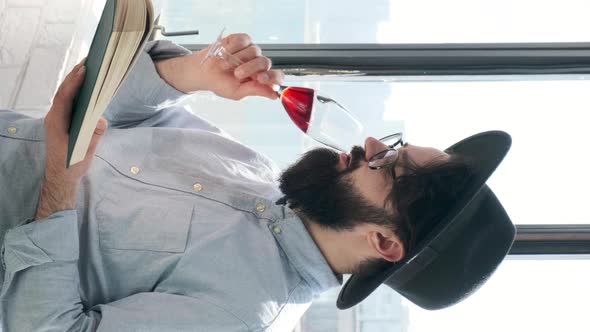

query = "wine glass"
[{"left": 201, "top": 29, "right": 365, "bottom": 152}]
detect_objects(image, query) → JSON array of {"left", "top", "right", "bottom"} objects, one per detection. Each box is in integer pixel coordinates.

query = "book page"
[
  {"left": 92, "top": 0, "right": 148, "bottom": 118},
  {"left": 70, "top": 0, "right": 151, "bottom": 165},
  {"left": 69, "top": 0, "right": 127, "bottom": 165}
]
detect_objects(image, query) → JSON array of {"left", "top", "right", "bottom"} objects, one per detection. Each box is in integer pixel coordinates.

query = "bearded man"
[{"left": 0, "top": 35, "right": 515, "bottom": 331}]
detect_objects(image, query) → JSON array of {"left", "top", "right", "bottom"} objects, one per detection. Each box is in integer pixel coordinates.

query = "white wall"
[{"left": 0, "top": 0, "right": 105, "bottom": 118}]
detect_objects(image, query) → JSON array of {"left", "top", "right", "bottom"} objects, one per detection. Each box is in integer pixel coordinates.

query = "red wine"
[{"left": 280, "top": 87, "right": 315, "bottom": 133}]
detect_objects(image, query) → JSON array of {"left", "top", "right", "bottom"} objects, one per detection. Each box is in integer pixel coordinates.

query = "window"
[
  {"left": 405, "top": 256, "right": 590, "bottom": 332},
  {"left": 156, "top": 0, "right": 590, "bottom": 44},
  {"left": 156, "top": 1, "right": 590, "bottom": 331},
  {"left": 293, "top": 257, "right": 590, "bottom": 332}
]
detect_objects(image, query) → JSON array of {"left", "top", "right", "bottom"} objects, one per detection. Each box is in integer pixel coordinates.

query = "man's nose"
[{"left": 364, "top": 137, "right": 389, "bottom": 161}]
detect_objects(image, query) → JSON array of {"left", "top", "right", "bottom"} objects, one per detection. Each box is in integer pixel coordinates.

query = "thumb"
[
  {"left": 94, "top": 117, "right": 108, "bottom": 136},
  {"left": 85, "top": 117, "right": 108, "bottom": 159},
  {"left": 235, "top": 81, "right": 278, "bottom": 100}
]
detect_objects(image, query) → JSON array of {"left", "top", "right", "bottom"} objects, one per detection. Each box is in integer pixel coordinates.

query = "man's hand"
[
  {"left": 35, "top": 60, "right": 108, "bottom": 220},
  {"left": 155, "top": 33, "right": 284, "bottom": 100}
]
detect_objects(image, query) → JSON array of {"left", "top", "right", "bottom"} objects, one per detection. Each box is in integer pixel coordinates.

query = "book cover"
[{"left": 67, "top": 0, "right": 116, "bottom": 167}]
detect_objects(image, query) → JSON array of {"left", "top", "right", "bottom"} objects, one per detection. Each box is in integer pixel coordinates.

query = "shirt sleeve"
[
  {"left": 0, "top": 210, "right": 101, "bottom": 331},
  {"left": 102, "top": 40, "right": 232, "bottom": 136},
  {"left": 102, "top": 40, "right": 192, "bottom": 128},
  {"left": 93, "top": 292, "right": 252, "bottom": 332},
  {"left": 0, "top": 210, "right": 251, "bottom": 332}
]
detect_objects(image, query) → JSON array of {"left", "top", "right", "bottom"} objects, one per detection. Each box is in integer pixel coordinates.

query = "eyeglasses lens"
[{"left": 369, "top": 149, "right": 399, "bottom": 168}]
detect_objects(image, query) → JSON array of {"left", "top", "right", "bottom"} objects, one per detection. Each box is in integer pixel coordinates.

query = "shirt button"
[
  {"left": 192, "top": 183, "right": 203, "bottom": 192},
  {"left": 272, "top": 226, "right": 282, "bottom": 234},
  {"left": 130, "top": 166, "right": 140, "bottom": 175},
  {"left": 255, "top": 203, "right": 266, "bottom": 213},
  {"left": 7, "top": 127, "right": 17, "bottom": 134}
]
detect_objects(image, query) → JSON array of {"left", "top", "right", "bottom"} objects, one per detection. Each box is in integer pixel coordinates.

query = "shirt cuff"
[
  {"left": 122, "top": 40, "right": 192, "bottom": 108},
  {"left": 2, "top": 210, "right": 79, "bottom": 274}
]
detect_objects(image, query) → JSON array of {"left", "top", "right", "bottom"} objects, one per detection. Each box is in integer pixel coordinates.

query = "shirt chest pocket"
[{"left": 95, "top": 195, "right": 193, "bottom": 253}]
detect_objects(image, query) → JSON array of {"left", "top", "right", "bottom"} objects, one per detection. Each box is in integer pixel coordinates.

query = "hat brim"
[{"left": 337, "top": 130, "right": 515, "bottom": 310}]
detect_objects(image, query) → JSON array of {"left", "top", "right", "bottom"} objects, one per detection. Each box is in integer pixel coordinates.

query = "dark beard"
[{"left": 278, "top": 146, "right": 392, "bottom": 231}]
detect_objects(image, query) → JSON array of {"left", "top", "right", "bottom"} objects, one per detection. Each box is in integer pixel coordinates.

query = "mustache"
[{"left": 347, "top": 146, "right": 366, "bottom": 171}]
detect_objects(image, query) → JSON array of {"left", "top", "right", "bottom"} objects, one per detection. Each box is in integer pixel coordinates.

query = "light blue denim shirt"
[{"left": 0, "top": 41, "right": 341, "bottom": 331}]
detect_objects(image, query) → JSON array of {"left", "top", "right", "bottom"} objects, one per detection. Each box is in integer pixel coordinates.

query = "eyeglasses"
[{"left": 368, "top": 133, "right": 406, "bottom": 174}]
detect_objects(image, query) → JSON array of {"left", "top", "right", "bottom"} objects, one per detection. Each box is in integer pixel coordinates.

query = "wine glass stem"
[{"left": 277, "top": 85, "right": 288, "bottom": 97}]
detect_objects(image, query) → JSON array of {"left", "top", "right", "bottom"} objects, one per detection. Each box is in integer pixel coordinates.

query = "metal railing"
[{"left": 184, "top": 42, "right": 590, "bottom": 76}]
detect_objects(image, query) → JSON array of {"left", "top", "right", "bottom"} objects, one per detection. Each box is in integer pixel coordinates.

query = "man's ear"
[{"left": 367, "top": 230, "right": 405, "bottom": 263}]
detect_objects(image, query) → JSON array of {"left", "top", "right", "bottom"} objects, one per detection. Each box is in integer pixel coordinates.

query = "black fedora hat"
[{"left": 337, "top": 130, "right": 516, "bottom": 310}]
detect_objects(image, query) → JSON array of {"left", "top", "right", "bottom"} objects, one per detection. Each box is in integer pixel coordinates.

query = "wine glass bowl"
[{"left": 202, "top": 29, "right": 365, "bottom": 152}]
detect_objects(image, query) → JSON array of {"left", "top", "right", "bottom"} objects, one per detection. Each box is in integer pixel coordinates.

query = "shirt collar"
[
  {"left": 0, "top": 113, "right": 45, "bottom": 141},
  {"left": 268, "top": 202, "right": 342, "bottom": 295}
]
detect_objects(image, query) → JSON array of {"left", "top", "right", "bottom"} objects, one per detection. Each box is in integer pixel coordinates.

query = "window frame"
[
  {"left": 184, "top": 42, "right": 590, "bottom": 76},
  {"left": 513, "top": 225, "right": 590, "bottom": 255}
]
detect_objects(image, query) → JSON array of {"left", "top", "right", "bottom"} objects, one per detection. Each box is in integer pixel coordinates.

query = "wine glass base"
[{"left": 201, "top": 27, "right": 226, "bottom": 65}]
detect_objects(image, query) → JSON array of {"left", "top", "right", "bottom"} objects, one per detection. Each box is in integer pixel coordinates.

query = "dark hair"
[{"left": 387, "top": 154, "right": 475, "bottom": 253}]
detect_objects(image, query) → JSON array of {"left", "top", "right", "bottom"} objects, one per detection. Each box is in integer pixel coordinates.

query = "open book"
[{"left": 67, "top": 0, "right": 154, "bottom": 167}]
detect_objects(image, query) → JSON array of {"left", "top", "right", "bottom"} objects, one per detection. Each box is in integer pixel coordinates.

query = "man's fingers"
[
  {"left": 235, "top": 81, "right": 279, "bottom": 100},
  {"left": 55, "top": 65, "right": 86, "bottom": 103},
  {"left": 256, "top": 70, "right": 284, "bottom": 85},
  {"left": 71, "top": 58, "right": 86, "bottom": 75},
  {"left": 63, "top": 57, "right": 87, "bottom": 82},
  {"left": 222, "top": 33, "right": 252, "bottom": 54},
  {"left": 233, "top": 45, "right": 262, "bottom": 64},
  {"left": 52, "top": 65, "right": 86, "bottom": 118},
  {"left": 234, "top": 56, "right": 271, "bottom": 80},
  {"left": 94, "top": 117, "right": 108, "bottom": 136},
  {"left": 85, "top": 118, "right": 108, "bottom": 159}
]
